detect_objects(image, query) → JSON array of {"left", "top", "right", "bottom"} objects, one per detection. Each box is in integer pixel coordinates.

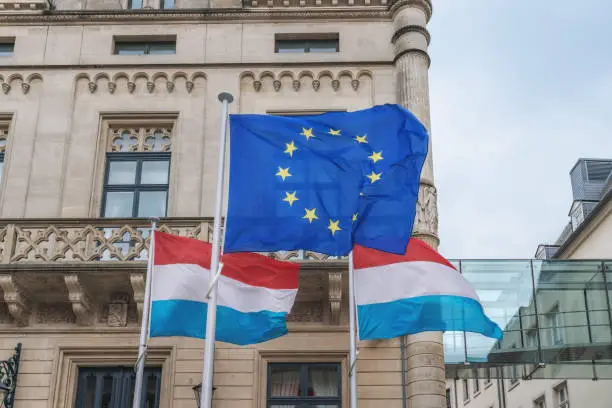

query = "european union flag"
[{"left": 223, "top": 104, "right": 429, "bottom": 256}]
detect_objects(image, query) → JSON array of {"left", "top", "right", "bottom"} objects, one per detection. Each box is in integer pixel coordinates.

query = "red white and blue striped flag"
[
  {"left": 354, "top": 238, "right": 502, "bottom": 340},
  {"left": 149, "top": 231, "right": 299, "bottom": 345}
]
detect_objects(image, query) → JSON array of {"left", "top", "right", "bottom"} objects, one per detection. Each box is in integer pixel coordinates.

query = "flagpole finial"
[{"left": 218, "top": 92, "right": 234, "bottom": 103}]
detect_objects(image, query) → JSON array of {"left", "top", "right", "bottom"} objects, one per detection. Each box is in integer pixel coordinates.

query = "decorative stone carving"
[
  {"left": 351, "top": 79, "right": 360, "bottom": 91},
  {"left": 292, "top": 79, "right": 300, "bottom": 91},
  {"left": 21, "top": 82, "right": 30, "bottom": 94},
  {"left": 328, "top": 271, "right": 342, "bottom": 324},
  {"left": 253, "top": 80, "right": 262, "bottom": 92},
  {"left": 273, "top": 80, "right": 281, "bottom": 92},
  {"left": 107, "top": 292, "right": 129, "bottom": 327},
  {"left": 331, "top": 79, "right": 340, "bottom": 91},
  {"left": 108, "top": 82, "right": 116, "bottom": 94},
  {"left": 127, "top": 81, "right": 136, "bottom": 93},
  {"left": 0, "top": 275, "right": 30, "bottom": 326},
  {"left": 146, "top": 81, "right": 154, "bottom": 93},
  {"left": 1, "top": 83, "right": 10, "bottom": 94},
  {"left": 108, "top": 126, "right": 172, "bottom": 153},
  {"left": 0, "top": 126, "right": 8, "bottom": 154},
  {"left": 312, "top": 79, "right": 320, "bottom": 91},
  {"left": 185, "top": 81, "right": 194, "bottom": 93},
  {"left": 130, "top": 273, "right": 145, "bottom": 324},
  {"left": 413, "top": 184, "right": 438, "bottom": 238},
  {"left": 64, "top": 274, "right": 94, "bottom": 326},
  {"left": 88, "top": 82, "right": 97, "bottom": 93},
  {"left": 166, "top": 81, "right": 175, "bottom": 93}
]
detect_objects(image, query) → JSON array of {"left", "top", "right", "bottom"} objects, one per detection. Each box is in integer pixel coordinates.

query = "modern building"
[
  {"left": 445, "top": 159, "right": 612, "bottom": 408},
  {"left": 0, "top": 0, "right": 445, "bottom": 408}
]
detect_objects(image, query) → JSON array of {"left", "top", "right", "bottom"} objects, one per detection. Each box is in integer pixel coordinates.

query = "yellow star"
[
  {"left": 327, "top": 219, "right": 342, "bottom": 236},
  {"left": 284, "top": 140, "right": 298, "bottom": 157},
  {"left": 368, "top": 151, "right": 383, "bottom": 163},
  {"left": 276, "top": 167, "right": 292, "bottom": 181},
  {"left": 354, "top": 135, "right": 368, "bottom": 144},
  {"left": 301, "top": 128, "right": 315, "bottom": 140},
  {"left": 282, "top": 191, "right": 299, "bottom": 206},
  {"left": 328, "top": 129, "right": 341, "bottom": 136},
  {"left": 303, "top": 208, "right": 318, "bottom": 223},
  {"left": 352, "top": 213, "right": 358, "bottom": 223},
  {"left": 366, "top": 171, "right": 382, "bottom": 184}
]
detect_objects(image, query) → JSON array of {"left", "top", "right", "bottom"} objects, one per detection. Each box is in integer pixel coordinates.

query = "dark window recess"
[
  {"left": 267, "top": 363, "right": 342, "bottom": 408},
  {"left": 75, "top": 366, "right": 161, "bottom": 408},
  {"left": 275, "top": 35, "right": 339, "bottom": 53},
  {"left": 0, "top": 40, "right": 15, "bottom": 57},
  {"left": 102, "top": 152, "right": 170, "bottom": 218},
  {"left": 0, "top": 151, "right": 4, "bottom": 184},
  {"left": 114, "top": 41, "right": 176, "bottom": 55},
  {"left": 160, "top": 0, "right": 174, "bottom": 9},
  {"left": 127, "top": 0, "right": 142, "bottom": 9}
]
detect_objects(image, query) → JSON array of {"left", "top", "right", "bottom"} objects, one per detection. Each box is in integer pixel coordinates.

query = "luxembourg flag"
[
  {"left": 149, "top": 231, "right": 299, "bottom": 345},
  {"left": 354, "top": 239, "right": 502, "bottom": 340}
]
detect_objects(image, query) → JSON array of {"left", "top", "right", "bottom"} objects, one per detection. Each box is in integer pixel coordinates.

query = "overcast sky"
[{"left": 428, "top": 1, "right": 612, "bottom": 259}]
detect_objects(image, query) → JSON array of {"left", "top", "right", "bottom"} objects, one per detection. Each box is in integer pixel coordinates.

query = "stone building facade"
[{"left": 0, "top": 0, "right": 443, "bottom": 407}]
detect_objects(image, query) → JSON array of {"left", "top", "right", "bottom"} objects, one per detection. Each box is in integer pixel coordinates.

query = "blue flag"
[{"left": 224, "top": 104, "right": 429, "bottom": 256}]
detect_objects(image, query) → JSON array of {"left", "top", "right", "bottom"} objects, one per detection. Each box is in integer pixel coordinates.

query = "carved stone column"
[{"left": 391, "top": 1, "right": 446, "bottom": 407}]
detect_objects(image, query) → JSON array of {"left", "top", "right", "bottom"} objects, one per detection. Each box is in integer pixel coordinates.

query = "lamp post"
[
  {"left": 192, "top": 383, "right": 216, "bottom": 408},
  {"left": 0, "top": 343, "right": 21, "bottom": 408}
]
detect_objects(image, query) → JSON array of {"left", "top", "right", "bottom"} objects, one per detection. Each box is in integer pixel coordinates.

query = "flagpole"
[
  {"left": 348, "top": 250, "right": 359, "bottom": 408},
  {"left": 132, "top": 218, "right": 157, "bottom": 408},
  {"left": 200, "top": 92, "right": 234, "bottom": 408}
]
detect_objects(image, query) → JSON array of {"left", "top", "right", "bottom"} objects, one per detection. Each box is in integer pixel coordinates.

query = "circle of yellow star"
[
  {"left": 366, "top": 171, "right": 382, "bottom": 184},
  {"left": 284, "top": 140, "right": 298, "bottom": 157},
  {"left": 352, "top": 213, "right": 358, "bottom": 223},
  {"left": 276, "top": 167, "right": 292, "bottom": 181},
  {"left": 368, "top": 151, "right": 383, "bottom": 163},
  {"left": 328, "top": 129, "right": 341, "bottom": 136},
  {"left": 303, "top": 208, "right": 318, "bottom": 223},
  {"left": 354, "top": 135, "right": 368, "bottom": 144},
  {"left": 327, "top": 219, "right": 341, "bottom": 236},
  {"left": 301, "top": 128, "right": 315, "bottom": 140},
  {"left": 282, "top": 191, "right": 299, "bottom": 206}
]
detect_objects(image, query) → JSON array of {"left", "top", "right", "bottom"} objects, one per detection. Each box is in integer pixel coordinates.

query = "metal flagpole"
[
  {"left": 199, "top": 92, "right": 234, "bottom": 408},
  {"left": 348, "top": 250, "right": 359, "bottom": 408},
  {"left": 132, "top": 217, "right": 158, "bottom": 408}
]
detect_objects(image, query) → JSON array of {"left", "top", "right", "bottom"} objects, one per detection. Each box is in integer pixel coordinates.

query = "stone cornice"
[
  {"left": 0, "top": 6, "right": 390, "bottom": 24},
  {"left": 388, "top": 0, "right": 432, "bottom": 21},
  {"left": 391, "top": 24, "right": 431, "bottom": 45},
  {"left": 393, "top": 47, "right": 430, "bottom": 66}
]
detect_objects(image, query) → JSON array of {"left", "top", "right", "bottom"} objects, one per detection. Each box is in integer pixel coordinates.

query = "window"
[
  {"left": 0, "top": 39, "right": 14, "bottom": 57},
  {"left": 446, "top": 388, "right": 452, "bottom": 408},
  {"left": 160, "top": 0, "right": 174, "bottom": 8},
  {"left": 267, "top": 363, "right": 341, "bottom": 407},
  {"left": 102, "top": 153, "right": 170, "bottom": 218},
  {"left": 526, "top": 327, "right": 538, "bottom": 348},
  {"left": 275, "top": 33, "right": 339, "bottom": 53},
  {"left": 75, "top": 366, "right": 161, "bottom": 408},
  {"left": 546, "top": 305, "right": 564, "bottom": 346},
  {"left": 473, "top": 376, "right": 480, "bottom": 394},
  {"left": 127, "top": 0, "right": 142, "bottom": 9},
  {"left": 462, "top": 379, "right": 469, "bottom": 402},
  {"left": 534, "top": 395, "right": 546, "bottom": 408},
  {"left": 114, "top": 39, "right": 176, "bottom": 55},
  {"left": 484, "top": 367, "right": 492, "bottom": 386},
  {"left": 554, "top": 382, "right": 569, "bottom": 408},
  {"left": 0, "top": 121, "right": 9, "bottom": 184}
]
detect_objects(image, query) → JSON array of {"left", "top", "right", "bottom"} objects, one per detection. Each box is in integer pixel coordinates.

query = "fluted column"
[{"left": 391, "top": 1, "right": 446, "bottom": 407}]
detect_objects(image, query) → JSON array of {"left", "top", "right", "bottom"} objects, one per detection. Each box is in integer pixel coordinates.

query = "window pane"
[
  {"left": 308, "top": 366, "right": 339, "bottom": 397},
  {"left": 101, "top": 374, "right": 113, "bottom": 408},
  {"left": 0, "top": 160, "right": 4, "bottom": 183},
  {"left": 141, "top": 161, "right": 169, "bottom": 184},
  {"left": 108, "top": 161, "right": 137, "bottom": 185},
  {"left": 161, "top": 0, "right": 174, "bottom": 8},
  {"left": 104, "top": 192, "right": 134, "bottom": 217},
  {"left": 269, "top": 365, "right": 300, "bottom": 397},
  {"left": 148, "top": 42, "right": 176, "bottom": 55},
  {"left": 138, "top": 191, "right": 167, "bottom": 217},
  {"left": 84, "top": 374, "right": 97, "bottom": 408},
  {"left": 0, "top": 42, "right": 14, "bottom": 57},
  {"left": 115, "top": 43, "right": 146, "bottom": 55},
  {"left": 128, "top": 0, "right": 142, "bottom": 8},
  {"left": 276, "top": 40, "right": 307, "bottom": 53}
]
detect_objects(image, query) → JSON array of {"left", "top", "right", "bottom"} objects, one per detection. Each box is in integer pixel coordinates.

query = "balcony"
[{"left": 0, "top": 218, "right": 346, "bottom": 329}]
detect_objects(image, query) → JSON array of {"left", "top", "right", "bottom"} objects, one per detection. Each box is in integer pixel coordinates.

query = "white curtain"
[
  {"left": 310, "top": 367, "right": 337, "bottom": 408},
  {"left": 270, "top": 369, "right": 299, "bottom": 408}
]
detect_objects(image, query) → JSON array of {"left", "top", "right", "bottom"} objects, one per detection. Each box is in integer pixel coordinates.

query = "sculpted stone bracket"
[
  {"left": 64, "top": 274, "right": 95, "bottom": 326},
  {"left": 130, "top": 273, "right": 145, "bottom": 324},
  {"left": 0, "top": 275, "right": 31, "bottom": 326},
  {"left": 242, "top": 70, "right": 370, "bottom": 94},
  {"left": 0, "top": 73, "right": 43, "bottom": 96},
  {"left": 77, "top": 71, "right": 205, "bottom": 96},
  {"left": 327, "top": 271, "right": 343, "bottom": 325}
]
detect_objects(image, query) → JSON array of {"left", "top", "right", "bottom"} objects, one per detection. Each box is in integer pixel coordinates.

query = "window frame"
[
  {"left": 274, "top": 33, "right": 340, "bottom": 54},
  {"left": 462, "top": 379, "right": 470, "bottom": 402},
  {"left": 114, "top": 40, "right": 176, "bottom": 55},
  {"left": 533, "top": 395, "right": 546, "bottom": 408},
  {"left": 0, "top": 39, "right": 15, "bottom": 57},
  {"left": 266, "top": 362, "right": 342, "bottom": 408},
  {"left": 554, "top": 382, "right": 569, "bottom": 408},
  {"left": 101, "top": 152, "right": 171, "bottom": 218}
]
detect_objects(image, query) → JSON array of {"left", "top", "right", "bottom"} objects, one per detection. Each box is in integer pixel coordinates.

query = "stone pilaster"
[{"left": 391, "top": 1, "right": 446, "bottom": 407}]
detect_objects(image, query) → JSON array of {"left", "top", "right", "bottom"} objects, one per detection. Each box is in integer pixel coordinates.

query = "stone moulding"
[
  {"left": 0, "top": 73, "right": 43, "bottom": 96},
  {"left": 241, "top": 69, "right": 372, "bottom": 93},
  {"left": 77, "top": 71, "right": 206, "bottom": 95}
]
